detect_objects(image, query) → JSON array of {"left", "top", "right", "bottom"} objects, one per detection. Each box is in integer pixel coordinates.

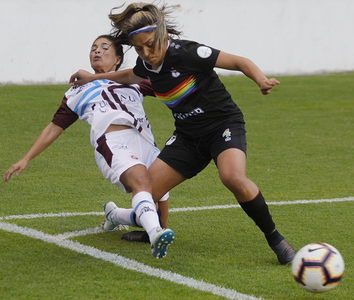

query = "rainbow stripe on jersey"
[{"left": 155, "top": 75, "right": 196, "bottom": 108}]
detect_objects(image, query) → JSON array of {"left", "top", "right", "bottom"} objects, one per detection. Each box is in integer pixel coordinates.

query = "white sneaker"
[
  {"left": 101, "top": 201, "right": 129, "bottom": 231},
  {"left": 151, "top": 228, "right": 175, "bottom": 259}
]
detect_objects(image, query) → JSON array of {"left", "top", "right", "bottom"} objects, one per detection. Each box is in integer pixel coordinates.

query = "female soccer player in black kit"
[{"left": 70, "top": 2, "right": 296, "bottom": 265}]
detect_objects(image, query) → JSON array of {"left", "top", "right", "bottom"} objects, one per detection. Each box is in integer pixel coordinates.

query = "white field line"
[
  {"left": 0, "top": 211, "right": 104, "bottom": 220},
  {"left": 1, "top": 196, "right": 353, "bottom": 220},
  {"left": 0, "top": 196, "right": 353, "bottom": 300},
  {"left": 55, "top": 227, "right": 103, "bottom": 240},
  {"left": 0, "top": 221, "right": 264, "bottom": 300},
  {"left": 169, "top": 196, "right": 354, "bottom": 212}
]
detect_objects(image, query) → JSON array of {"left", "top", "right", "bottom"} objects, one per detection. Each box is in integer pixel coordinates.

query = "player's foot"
[
  {"left": 151, "top": 228, "right": 175, "bottom": 259},
  {"left": 271, "top": 239, "right": 296, "bottom": 265},
  {"left": 121, "top": 231, "right": 150, "bottom": 243},
  {"left": 101, "top": 201, "right": 128, "bottom": 231}
]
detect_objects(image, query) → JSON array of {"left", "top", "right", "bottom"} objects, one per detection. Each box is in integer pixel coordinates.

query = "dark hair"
[{"left": 94, "top": 34, "right": 124, "bottom": 70}]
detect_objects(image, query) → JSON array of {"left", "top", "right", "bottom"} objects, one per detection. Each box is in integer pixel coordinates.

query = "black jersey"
[{"left": 133, "top": 39, "right": 244, "bottom": 138}]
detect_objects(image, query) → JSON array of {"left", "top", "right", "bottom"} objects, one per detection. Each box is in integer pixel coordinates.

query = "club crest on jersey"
[
  {"left": 166, "top": 134, "right": 177, "bottom": 146},
  {"left": 171, "top": 69, "right": 180, "bottom": 78},
  {"left": 222, "top": 128, "right": 232, "bottom": 142}
]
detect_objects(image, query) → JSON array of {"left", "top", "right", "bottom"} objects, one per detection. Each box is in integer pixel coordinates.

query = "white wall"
[{"left": 1, "top": 0, "right": 353, "bottom": 85}]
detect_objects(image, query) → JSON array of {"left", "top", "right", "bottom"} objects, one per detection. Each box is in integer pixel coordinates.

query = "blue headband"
[{"left": 128, "top": 25, "right": 157, "bottom": 37}]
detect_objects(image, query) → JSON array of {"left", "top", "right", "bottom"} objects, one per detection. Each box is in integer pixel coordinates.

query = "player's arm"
[
  {"left": 215, "top": 51, "right": 280, "bottom": 95},
  {"left": 4, "top": 122, "right": 63, "bottom": 182},
  {"left": 69, "top": 69, "right": 144, "bottom": 86},
  {"left": 158, "top": 199, "right": 169, "bottom": 228}
]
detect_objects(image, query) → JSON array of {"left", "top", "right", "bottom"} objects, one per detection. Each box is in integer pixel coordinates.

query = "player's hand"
[
  {"left": 69, "top": 70, "right": 94, "bottom": 86},
  {"left": 4, "top": 159, "right": 28, "bottom": 182},
  {"left": 260, "top": 78, "right": 280, "bottom": 95}
]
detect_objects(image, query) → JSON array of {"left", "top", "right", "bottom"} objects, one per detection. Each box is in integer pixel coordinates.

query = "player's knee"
[
  {"left": 121, "top": 167, "right": 152, "bottom": 193},
  {"left": 220, "top": 172, "right": 248, "bottom": 192},
  {"left": 131, "top": 176, "right": 151, "bottom": 193}
]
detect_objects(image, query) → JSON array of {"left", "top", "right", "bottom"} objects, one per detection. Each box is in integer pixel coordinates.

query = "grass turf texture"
[{"left": 0, "top": 73, "right": 353, "bottom": 299}]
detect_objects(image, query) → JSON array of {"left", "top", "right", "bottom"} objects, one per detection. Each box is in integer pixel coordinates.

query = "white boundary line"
[
  {"left": 0, "top": 197, "right": 353, "bottom": 300},
  {"left": 0, "top": 221, "right": 264, "bottom": 300},
  {"left": 1, "top": 197, "right": 353, "bottom": 220},
  {"left": 169, "top": 196, "right": 354, "bottom": 212},
  {"left": 55, "top": 227, "right": 103, "bottom": 240},
  {"left": 0, "top": 211, "right": 104, "bottom": 221}
]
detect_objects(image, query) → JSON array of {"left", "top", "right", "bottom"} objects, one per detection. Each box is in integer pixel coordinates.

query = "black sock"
[
  {"left": 265, "top": 229, "right": 284, "bottom": 247},
  {"left": 239, "top": 191, "right": 283, "bottom": 246},
  {"left": 157, "top": 207, "right": 162, "bottom": 227}
]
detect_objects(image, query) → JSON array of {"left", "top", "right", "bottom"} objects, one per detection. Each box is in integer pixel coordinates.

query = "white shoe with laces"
[{"left": 101, "top": 201, "right": 129, "bottom": 231}]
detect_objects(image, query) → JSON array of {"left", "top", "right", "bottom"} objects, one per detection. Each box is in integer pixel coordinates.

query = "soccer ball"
[{"left": 291, "top": 243, "right": 345, "bottom": 293}]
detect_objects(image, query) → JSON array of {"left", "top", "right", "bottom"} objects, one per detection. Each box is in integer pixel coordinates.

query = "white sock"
[
  {"left": 111, "top": 208, "right": 142, "bottom": 227},
  {"left": 132, "top": 191, "right": 161, "bottom": 241}
]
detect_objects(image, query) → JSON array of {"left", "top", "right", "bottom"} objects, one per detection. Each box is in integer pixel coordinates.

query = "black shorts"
[{"left": 158, "top": 123, "right": 247, "bottom": 178}]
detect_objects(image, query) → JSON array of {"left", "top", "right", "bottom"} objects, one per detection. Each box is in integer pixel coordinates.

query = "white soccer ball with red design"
[{"left": 291, "top": 243, "right": 344, "bottom": 293}]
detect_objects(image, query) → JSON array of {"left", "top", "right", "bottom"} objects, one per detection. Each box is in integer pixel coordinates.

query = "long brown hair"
[{"left": 109, "top": 2, "right": 181, "bottom": 52}]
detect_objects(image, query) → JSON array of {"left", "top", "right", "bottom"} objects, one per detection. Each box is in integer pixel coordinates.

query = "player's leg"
[
  {"left": 120, "top": 163, "right": 152, "bottom": 195},
  {"left": 121, "top": 200, "right": 167, "bottom": 243},
  {"left": 217, "top": 148, "right": 295, "bottom": 265},
  {"left": 95, "top": 131, "right": 174, "bottom": 257},
  {"left": 157, "top": 199, "right": 169, "bottom": 228},
  {"left": 134, "top": 140, "right": 171, "bottom": 228},
  {"left": 95, "top": 132, "right": 145, "bottom": 230},
  {"left": 118, "top": 137, "right": 177, "bottom": 258},
  {"left": 129, "top": 186, "right": 174, "bottom": 258},
  {"left": 102, "top": 201, "right": 140, "bottom": 231},
  {"left": 142, "top": 158, "right": 184, "bottom": 257},
  {"left": 100, "top": 157, "right": 175, "bottom": 257},
  {"left": 102, "top": 164, "right": 152, "bottom": 231},
  {"left": 216, "top": 148, "right": 258, "bottom": 202},
  {"left": 101, "top": 164, "right": 148, "bottom": 232},
  {"left": 149, "top": 130, "right": 212, "bottom": 203},
  {"left": 148, "top": 157, "right": 186, "bottom": 202},
  {"left": 116, "top": 135, "right": 175, "bottom": 246},
  {"left": 117, "top": 159, "right": 175, "bottom": 258}
]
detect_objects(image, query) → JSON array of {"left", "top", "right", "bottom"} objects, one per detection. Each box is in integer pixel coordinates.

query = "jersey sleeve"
[
  {"left": 51, "top": 97, "right": 78, "bottom": 130},
  {"left": 180, "top": 41, "right": 220, "bottom": 73},
  {"left": 138, "top": 80, "right": 155, "bottom": 97}
]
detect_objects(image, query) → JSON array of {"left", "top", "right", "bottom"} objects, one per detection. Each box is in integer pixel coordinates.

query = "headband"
[{"left": 128, "top": 25, "right": 157, "bottom": 37}]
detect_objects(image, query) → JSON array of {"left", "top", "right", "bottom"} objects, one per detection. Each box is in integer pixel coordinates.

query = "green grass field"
[{"left": 0, "top": 73, "right": 353, "bottom": 300}]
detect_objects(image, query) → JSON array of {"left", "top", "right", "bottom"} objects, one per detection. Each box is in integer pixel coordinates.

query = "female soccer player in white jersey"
[
  {"left": 70, "top": 3, "right": 296, "bottom": 265},
  {"left": 4, "top": 34, "right": 174, "bottom": 259}
]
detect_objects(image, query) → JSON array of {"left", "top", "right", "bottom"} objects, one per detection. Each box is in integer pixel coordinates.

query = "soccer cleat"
[
  {"left": 271, "top": 239, "right": 296, "bottom": 265},
  {"left": 121, "top": 231, "right": 150, "bottom": 243},
  {"left": 101, "top": 201, "right": 129, "bottom": 231},
  {"left": 150, "top": 228, "right": 175, "bottom": 259}
]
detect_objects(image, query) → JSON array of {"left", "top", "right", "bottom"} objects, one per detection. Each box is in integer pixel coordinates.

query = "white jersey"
[{"left": 54, "top": 79, "right": 155, "bottom": 148}]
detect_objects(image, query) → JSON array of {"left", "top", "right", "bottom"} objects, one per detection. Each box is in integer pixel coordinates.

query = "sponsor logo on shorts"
[
  {"left": 131, "top": 155, "right": 139, "bottom": 160},
  {"left": 166, "top": 135, "right": 177, "bottom": 146},
  {"left": 222, "top": 128, "right": 232, "bottom": 142}
]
